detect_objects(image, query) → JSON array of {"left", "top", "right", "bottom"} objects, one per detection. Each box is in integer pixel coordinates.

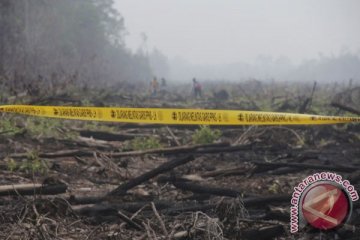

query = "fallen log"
[
  {"left": 242, "top": 194, "right": 290, "bottom": 207},
  {"left": 78, "top": 130, "right": 155, "bottom": 141},
  {"left": 68, "top": 195, "right": 105, "bottom": 205},
  {"left": 107, "top": 155, "right": 196, "bottom": 196},
  {"left": 265, "top": 167, "right": 300, "bottom": 175},
  {"left": 194, "top": 144, "right": 253, "bottom": 154},
  {"left": 110, "top": 142, "right": 231, "bottom": 157},
  {"left": 242, "top": 225, "right": 285, "bottom": 240},
  {"left": 0, "top": 183, "right": 67, "bottom": 196},
  {"left": 43, "top": 137, "right": 113, "bottom": 150},
  {"left": 74, "top": 200, "right": 172, "bottom": 215},
  {"left": 164, "top": 194, "right": 291, "bottom": 215},
  {"left": 9, "top": 142, "right": 231, "bottom": 159},
  {"left": 74, "top": 195, "right": 291, "bottom": 216},
  {"left": 264, "top": 206, "right": 289, "bottom": 222},
  {"left": 252, "top": 161, "right": 359, "bottom": 173},
  {"left": 157, "top": 175, "right": 200, "bottom": 183},
  {"left": 10, "top": 149, "right": 93, "bottom": 159},
  {"left": 331, "top": 102, "right": 360, "bottom": 115},
  {"left": 172, "top": 181, "right": 242, "bottom": 198},
  {"left": 201, "top": 166, "right": 254, "bottom": 178}
]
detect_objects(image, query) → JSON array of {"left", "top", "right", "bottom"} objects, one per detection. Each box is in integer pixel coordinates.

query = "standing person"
[
  {"left": 192, "top": 78, "right": 202, "bottom": 98},
  {"left": 160, "top": 78, "right": 167, "bottom": 93},
  {"left": 150, "top": 77, "right": 159, "bottom": 97}
]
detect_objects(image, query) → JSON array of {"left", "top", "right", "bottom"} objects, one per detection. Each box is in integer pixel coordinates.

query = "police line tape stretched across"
[{"left": 0, "top": 105, "right": 359, "bottom": 125}]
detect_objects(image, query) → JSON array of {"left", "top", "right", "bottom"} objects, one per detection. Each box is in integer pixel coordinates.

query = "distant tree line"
[
  {"left": 169, "top": 52, "right": 360, "bottom": 83},
  {"left": 0, "top": 0, "right": 152, "bottom": 87}
]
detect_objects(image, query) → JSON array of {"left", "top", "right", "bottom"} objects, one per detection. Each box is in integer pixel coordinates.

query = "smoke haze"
[{"left": 115, "top": 0, "right": 360, "bottom": 82}]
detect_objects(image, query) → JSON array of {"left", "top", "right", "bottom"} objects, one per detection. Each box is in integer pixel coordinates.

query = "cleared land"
[{"left": 0, "top": 80, "right": 359, "bottom": 239}]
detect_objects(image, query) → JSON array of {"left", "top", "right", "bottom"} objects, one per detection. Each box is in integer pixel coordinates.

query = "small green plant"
[
  {"left": 130, "top": 136, "right": 162, "bottom": 150},
  {"left": 0, "top": 118, "right": 23, "bottom": 136},
  {"left": 81, "top": 98, "right": 92, "bottom": 106},
  {"left": 7, "top": 158, "right": 17, "bottom": 172},
  {"left": 192, "top": 126, "right": 221, "bottom": 144},
  {"left": 318, "top": 138, "right": 331, "bottom": 147},
  {"left": 83, "top": 121, "right": 118, "bottom": 132},
  {"left": 19, "top": 151, "right": 48, "bottom": 175},
  {"left": 26, "top": 117, "right": 61, "bottom": 137},
  {"left": 268, "top": 182, "right": 281, "bottom": 194}
]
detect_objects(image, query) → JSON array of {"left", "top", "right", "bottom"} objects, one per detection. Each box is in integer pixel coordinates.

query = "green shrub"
[
  {"left": 130, "top": 136, "right": 162, "bottom": 150},
  {"left": 192, "top": 126, "right": 221, "bottom": 144},
  {"left": 19, "top": 151, "right": 48, "bottom": 175}
]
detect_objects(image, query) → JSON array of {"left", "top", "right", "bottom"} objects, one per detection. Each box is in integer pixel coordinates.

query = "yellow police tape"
[{"left": 0, "top": 105, "right": 359, "bottom": 125}]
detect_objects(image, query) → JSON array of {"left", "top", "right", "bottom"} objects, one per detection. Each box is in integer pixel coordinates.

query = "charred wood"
[
  {"left": 78, "top": 130, "right": 155, "bottom": 141},
  {"left": 0, "top": 183, "right": 67, "bottom": 196},
  {"left": 172, "top": 181, "right": 242, "bottom": 198},
  {"left": 107, "top": 155, "right": 195, "bottom": 196},
  {"left": 252, "top": 161, "right": 358, "bottom": 173}
]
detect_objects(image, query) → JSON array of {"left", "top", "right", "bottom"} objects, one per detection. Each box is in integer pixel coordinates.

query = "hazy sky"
[{"left": 114, "top": 0, "right": 360, "bottom": 65}]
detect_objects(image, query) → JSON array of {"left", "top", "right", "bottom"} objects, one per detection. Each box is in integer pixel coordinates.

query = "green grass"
[
  {"left": 6, "top": 158, "right": 17, "bottom": 172},
  {"left": 21, "top": 151, "right": 48, "bottom": 175},
  {"left": 0, "top": 117, "right": 23, "bottom": 136},
  {"left": 0, "top": 115, "right": 79, "bottom": 139},
  {"left": 129, "top": 136, "right": 162, "bottom": 150},
  {"left": 26, "top": 117, "right": 61, "bottom": 136},
  {"left": 192, "top": 125, "right": 221, "bottom": 144},
  {"left": 6, "top": 151, "right": 48, "bottom": 176}
]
